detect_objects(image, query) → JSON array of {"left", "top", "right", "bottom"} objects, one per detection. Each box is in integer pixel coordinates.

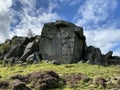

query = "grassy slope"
[{"left": 0, "top": 62, "right": 120, "bottom": 90}]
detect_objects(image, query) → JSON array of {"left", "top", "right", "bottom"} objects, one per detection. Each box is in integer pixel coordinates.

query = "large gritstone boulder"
[
  {"left": 87, "top": 46, "right": 102, "bottom": 65},
  {"left": 39, "top": 20, "right": 87, "bottom": 64}
]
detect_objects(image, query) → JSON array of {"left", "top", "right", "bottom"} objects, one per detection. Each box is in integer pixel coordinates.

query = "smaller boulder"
[
  {"left": 87, "top": 46, "right": 102, "bottom": 65},
  {"left": 104, "top": 51, "right": 113, "bottom": 60},
  {"left": 26, "top": 52, "right": 41, "bottom": 64}
]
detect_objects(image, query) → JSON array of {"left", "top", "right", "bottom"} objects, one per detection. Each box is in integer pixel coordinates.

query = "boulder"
[
  {"left": 87, "top": 46, "right": 102, "bottom": 65},
  {"left": 19, "top": 41, "right": 39, "bottom": 62},
  {"left": 1, "top": 36, "right": 30, "bottom": 65},
  {"left": 4, "top": 36, "right": 29, "bottom": 59},
  {"left": 39, "top": 20, "right": 87, "bottom": 64},
  {"left": 108, "top": 59, "right": 120, "bottom": 64},
  {"left": 103, "top": 51, "right": 120, "bottom": 65},
  {"left": 26, "top": 52, "right": 42, "bottom": 64},
  {"left": 104, "top": 51, "right": 113, "bottom": 60}
]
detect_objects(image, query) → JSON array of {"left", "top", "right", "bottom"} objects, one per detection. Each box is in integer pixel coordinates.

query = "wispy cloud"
[
  {"left": 10, "top": 0, "right": 60, "bottom": 36},
  {"left": 74, "top": 0, "right": 118, "bottom": 28},
  {"left": 84, "top": 29, "right": 120, "bottom": 55},
  {"left": 59, "top": 0, "right": 81, "bottom": 6},
  {"left": 73, "top": 0, "right": 120, "bottom": 55}
]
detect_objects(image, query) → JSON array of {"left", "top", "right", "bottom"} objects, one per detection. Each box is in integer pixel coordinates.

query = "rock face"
[
  {"left": 103, "top": 51, "right": 120, "bottom": 65},
  {"left": 1, "top": 36, "right": 42, "bottom": 65},
  {"left": 39, "top": 20, "right": 87, "bottom": 64},
  {"left": 87, "top": 46, "right": 102, "bottom": 65}
]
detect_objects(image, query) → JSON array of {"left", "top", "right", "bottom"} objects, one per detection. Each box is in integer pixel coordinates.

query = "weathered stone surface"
[
  {"left": 26, "top": 52, "right": 42, "bottom": 64},
  {"left": 19, "top": 37, "right": 40, "bottom": 61},
  {"left": 104, "top": 51, "right": 113, "bottom": 60},
  {"left": 87, "top": 46, "right": 102, "bottom": 65},
  {"left": 103, "top": 51, "right": 120, "bottom": 65},
  {"left": 3, "top": 36, "right": 29, "bottom": 60},
  {"left": 39, "top": 20, "right": 87, "bottom": 64}
]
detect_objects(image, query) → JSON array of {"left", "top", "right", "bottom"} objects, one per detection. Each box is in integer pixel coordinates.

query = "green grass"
[{"left": 0, "top": 61, "right": 120, "bottom": 89}]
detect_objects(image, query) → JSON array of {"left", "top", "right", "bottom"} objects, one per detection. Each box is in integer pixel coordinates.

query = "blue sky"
[{"left": 0, "top": 0, "right": 120, "bottom": 55}]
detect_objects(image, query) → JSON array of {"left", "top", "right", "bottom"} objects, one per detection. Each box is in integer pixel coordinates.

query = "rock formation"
[
  {"left": 0, "top": 20, "right": 120, "bottom": 65},
  {"left": 39, "top": 20, "right": 87, "bottom": 64}
]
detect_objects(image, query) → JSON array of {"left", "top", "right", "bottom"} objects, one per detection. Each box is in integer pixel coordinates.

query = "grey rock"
[
  {"left": 19, "top": 41, "right": 39, "bottom": 62},
  {"left": 39, "top": 20, "right": 87, "bottom": 64},
  {"left": 51, "top": 60, "right": 60, "bottom": 65},
  {"left": 26, "top": 52, "right": 41, "bottom": 64},
  {"left": 104, "top": 51, "right": 113, "bottom": 60},
  {"left": 87, "top": 46, "right": 102, "bottom": 65},
  {"left": 4, "top": 36, "right": 29, "bottom": 60},
  {"left": 108, "top": 59, "right": 120, "bottom": 64},
  {"left": 1, "top": 20, "right": 120, "bottom": 65}
]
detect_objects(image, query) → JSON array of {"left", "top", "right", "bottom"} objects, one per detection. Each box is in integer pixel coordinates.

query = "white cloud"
[
  {"left": 13, "top": 12, "right": 60, "bottom": 36},
  {"left": 11, "top": 0, "right": 60, "bottom": 37},
  {"left": 0, "top": 0, "right": 13, "bottom": 43},
  {"left": 84, "top": 29, "right": 120, "bottom": 55},
  {"left": 59, "top": 0, "right": 81, "bottom": 6},
  {"left": 74, "top": 0, "right": 118, "bottom": 27},
  {"left": 0, "top": 0, "right": 12, "bottom": 12},
  {"left": 73, "top": 0, "right": 120, "bottom": 56}
]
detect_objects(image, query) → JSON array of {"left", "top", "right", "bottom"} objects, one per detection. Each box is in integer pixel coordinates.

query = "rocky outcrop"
[
  {"left": 1, "top": 36, "right": 42, "bottom": 65},
  {"left": 0, "top": 20, "right": 120, "bottom": 65},
  {"left": 103, "top": 51, "right": 120, "bottom": 65},
  {"left": 39, "top": 20, "right": 87, "bottom": 64}
]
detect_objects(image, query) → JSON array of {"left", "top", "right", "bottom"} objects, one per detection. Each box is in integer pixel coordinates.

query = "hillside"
[{"left": 0, "top": 62, "right": 120, "bottom": 90}]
